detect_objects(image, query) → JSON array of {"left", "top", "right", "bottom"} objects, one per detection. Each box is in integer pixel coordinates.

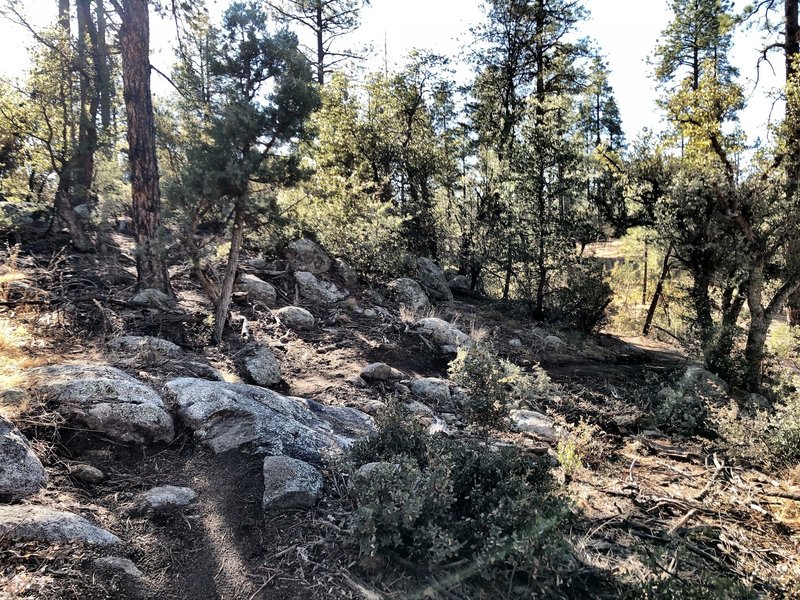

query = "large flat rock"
[
  {"left": 166, "top": 378, "right": 374, "bottom": 462},
  {"left": 28, "top": 365, "right": 174, "bottom": 444},
  {"left": 0, "top": 505, "right": 119, "bottom": 546}
]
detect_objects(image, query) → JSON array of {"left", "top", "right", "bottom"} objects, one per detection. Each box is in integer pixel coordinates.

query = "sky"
[{"left": 0, "top": 0, "right": 787, "bottom": 146}]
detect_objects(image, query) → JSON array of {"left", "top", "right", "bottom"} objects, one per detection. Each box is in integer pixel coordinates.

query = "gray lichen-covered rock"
[
  {"left": 416, "top": 317, "right": 470, "bottom": 353},
  {"left": 295, "top": 271, "right": 348, "bottom": 304},
  {"left": 131, "top": 485, "right": 197, "bottom": 515},
  {"left": 70, "top": 464, "right": 105, "bottom": 484},
  {"left": 415, "top": 257, "right": 453, "bottom": 301},
  {"left": 28, "top": 365, "right": 174, "bottom": 444},
  {"left": 167, "top": 378, "right": 375, "bottom": 462},
  {"left": 287, "top": 239, "right": 331, "bottom": 274},
  {"left": 107, "top": 335, "right": 181, "bottom": 358},
  {"left": 335, "top": 258, "right": 359, "bottom": 286},
  {"left": 408, "top": 378, "right": 451, "bottom": 406},
  {"left": 274, "top": 306, "right": 315, "bottom": 330},
  {"left": 510, "top": 410, "right": 558, "bottom": 441},
  {"left": 262, "top": 456, "right": 322, "bottom": 511},
  {"left": 235, "top": 274, "right": 277, "bottom": 306},
  {"left": 0, "top": 388, "right": 27, "bottom": 407},
  {"left": 360, "top": 363, "right": 404, "bottom": 382},
  {"left": 239, "top": 343, "right": 282, "bottom": 387},
  {"left": 387, "top": 278, "right": 430, "bottom": 313},
  {"left": 0, "top": 505, "right": 119, "bottom": 546},
  {"left": 0, "top": 416, "right": 47, "bottom": 500}
]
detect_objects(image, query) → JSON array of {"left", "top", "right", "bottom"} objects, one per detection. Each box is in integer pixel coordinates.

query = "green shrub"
[
  {"left": 548, "top": 259, "right": 612, "bottom": 333},
  {"left": 448, "top": 343, "right": 558, "bottom": 433},
  {"left": 346, "top": 411, "right": 569, "bottom": 590},
  {"left": 448, "top": 343, "right": 512, "bottom": 432}
]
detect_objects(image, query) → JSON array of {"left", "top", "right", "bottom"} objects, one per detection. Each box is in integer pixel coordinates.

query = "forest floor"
[{"left": 1, "top": 233, "right": 799, "bottom": 599}]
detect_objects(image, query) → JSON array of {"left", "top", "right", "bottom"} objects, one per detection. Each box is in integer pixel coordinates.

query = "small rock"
[
  {"left": 107, "top": 335, "right": 181, "bottom": 358},
  {"left": 510, "top": 410, "right": 558, "bottom": 441},
  {"left": 415, "top": 257, "right": 453, "bottom": 301},
  {"left": 262, "top": 456, "right": 323, "bottom": 511},
  {"left": 509, "top": 338, "right": 523, "bottom": 348},
  {"left": 0, "top": 505, "right": 119, "bottom": 546},
  {"left": 130, "top": 289, "right": 178, "bottom": 312},
  {"left": 362, "top": 400, "right": 387, "bottom": 415},
  {"left": 360, "top": 363, "right": 404, "bottom": 382},
  {"left": 274, "top": 306, "right": 315, "bottom": 330},
  {"left": 745, "top": 393, "right": 769, "bottom": 409},
  {"left": 362, "top": 308, "right": 377, "bottom": 318},
  {"left": 295, "top": 271, "right": 348, "bottom": 304},
  {"left": 544, "top": 335, "right": 564, "bottom": 350},
  {"left": 287, "top": 239, "right": 331, "bottom": 274},
  {"left": 335, "top": 258, "right": 358, "bottom": 286},
  {"left": 387, "top": 278, "right": 430, "bottom": 313},
  {"left": 239, "top": 343, "right": 282, "bottom": 387},
  {"left": 408, "top": 378, "right": 451, "bottom": 406},
  {"left": 70, "top": 464, "right": 105, "bottom": 484},
  {"left": 0, "top": 416, "right": 47, "bottom": 501},
  {"left": 416, "top": 317, "right": 470, "bottom": 352},
  {"left": 346, "top": 375, "right": 368, "bottom": 388},
  {"left": 131, "top": 485, "right": 197, "bottom": 515},
  {"left": 403, "top": 400, "right": 434, "bottom": 417},
  {"left": 234, "top": 274, "right": 277, "bottom": 306},
  {"left": 448, "top": 275, "right": 471, "bottom": 291},
  {"left": 392, "top": 382, "right": 411, "bottom": 396},
  {"left": 95, "top": 556, "right": 143, "bottom": 579}
]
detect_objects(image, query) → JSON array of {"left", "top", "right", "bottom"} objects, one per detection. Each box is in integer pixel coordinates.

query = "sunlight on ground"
[{"left": 0, "top": 315, "right": 40, "bottom": 418}]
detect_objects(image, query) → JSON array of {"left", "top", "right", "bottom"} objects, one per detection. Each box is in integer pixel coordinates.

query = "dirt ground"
[{"left": 1, "top": 237, "right": 800, "bottom": 599}]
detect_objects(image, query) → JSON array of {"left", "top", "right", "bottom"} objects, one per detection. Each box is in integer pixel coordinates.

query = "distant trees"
[{"left": 265, "top": 0, "right": 370, "bottom": 84}]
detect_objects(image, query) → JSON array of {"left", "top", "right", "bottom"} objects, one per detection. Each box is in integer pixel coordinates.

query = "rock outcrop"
[
  {"left": 510, "top": 410, "right": 559, "bottom": 441},
  {"left": 0, "top": 416, "right": 47, "bottom": 501},
  {"left": 107, "top": 335, "right": 181, "bottom": 358},
  {"left": 28, "top": 365, "right": 174, "bottom": 444},
  {"left": 287, "top": 239, "right": 331, "bottom": 274},
  {"left": 360, "top": 363, "right": 405, "bottom": 382},
  {"left": 408, "top": 377, "right": 452, "bottom": 407},
  {"left": 167, "top": 378, "right": 374, "bottom": 462}
]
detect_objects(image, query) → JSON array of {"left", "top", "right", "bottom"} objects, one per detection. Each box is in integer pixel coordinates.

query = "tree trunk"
[
  {"left": 212, "top": 201, "right": 246, "bottom": 344},
  {"left": 643, "top": 243, "right": 672, "bottom": 336},
  {"left": 96, "top": 0, "right": 113, "bottom": 133},
  {"left": 744, "top": 263, "right": 768, "bottom": 391},
  {"left": 117, "top": 0, "right": 171, "bottom": 293},
  {"left": 315, "top": 0, "right": 325, "bottom": 85},
  {"left": 782, "top": 0, "right": 800, "bottom": 320},
  {"left": 75, "top": 0, "right": 99, "bottom": 211}
]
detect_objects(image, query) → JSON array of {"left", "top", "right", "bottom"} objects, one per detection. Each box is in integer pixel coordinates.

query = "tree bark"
[
  {"left": 643, "top": 243, "right": 672, "bottom": 336},
  {"left": 212, "top": 201, "right": 245, "bottom": 344},
  {"left": 116, "top": 0, "right": 171, "bottom": 293},
  {"left": 96, "top": 0, "right": 113, "bottom": 133},
  {"left": 315, "top": 0, "right": 325, "bottom": 84}
]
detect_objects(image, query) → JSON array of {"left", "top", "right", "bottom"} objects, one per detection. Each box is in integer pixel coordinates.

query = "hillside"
[{"left": 0, "top": 235, "right": 798, "bottom": 600}]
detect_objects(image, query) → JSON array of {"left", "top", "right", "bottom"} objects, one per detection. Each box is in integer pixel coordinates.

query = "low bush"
[{"left": 346, "top": 410, "right": 569, "bottom": 593}]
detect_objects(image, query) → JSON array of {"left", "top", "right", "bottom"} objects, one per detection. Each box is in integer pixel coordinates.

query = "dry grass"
[{"left": 0, "top": 316, "right": 44, "bottom": 418}]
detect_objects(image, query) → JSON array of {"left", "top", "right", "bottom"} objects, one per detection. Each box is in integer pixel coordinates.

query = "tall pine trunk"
[{"left": 117, "top": 0, "right": 171, "bottom": 293}]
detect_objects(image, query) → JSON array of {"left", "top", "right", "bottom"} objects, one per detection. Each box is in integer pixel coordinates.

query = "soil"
[{"left": 1, "top": 237, "right": 799, "bottom": 599}]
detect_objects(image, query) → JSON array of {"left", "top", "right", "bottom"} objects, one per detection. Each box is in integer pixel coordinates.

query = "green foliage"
[
  {"left": 654, "top": 383, "right": 710, "bottom": 437},
  {"left": 448, "top": 343, "right": 512, "bottom": 431},
  {"left": 548, "top": 258, "right": 613, "bottom": 333},
  {"left": 556, "top": 420, "right": 607, "bottom": 473},
  {"left": 448, "top": 342, "right": 559, "bottom": 432},
  {"left": 346, "top": 411, "right": 568, "bottom": 588}
]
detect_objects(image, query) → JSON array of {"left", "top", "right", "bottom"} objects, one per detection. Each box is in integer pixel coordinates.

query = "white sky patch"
[{"left": 0, "top": 0, "right": 788, "bottom": 146}]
